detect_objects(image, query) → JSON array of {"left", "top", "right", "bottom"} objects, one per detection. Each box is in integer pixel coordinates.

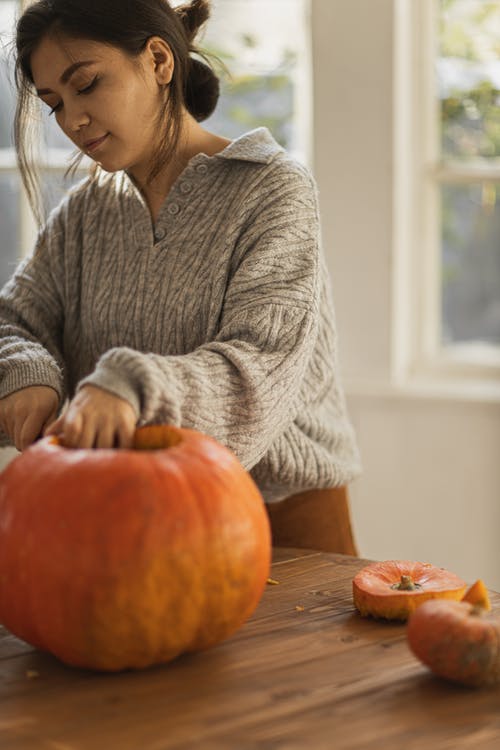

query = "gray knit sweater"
[{"left": 0, "top": 128, "right": 360, "bottom": 501}]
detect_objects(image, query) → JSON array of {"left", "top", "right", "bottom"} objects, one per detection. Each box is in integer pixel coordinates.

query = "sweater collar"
[
  {"left": 117, "top": 128, "right": 283, "bottom": 200},
  {"left": 213, "top": 127, "right": 284, "bottom": 164}
]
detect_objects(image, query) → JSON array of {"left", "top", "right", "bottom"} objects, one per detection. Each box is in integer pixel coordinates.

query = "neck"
[{"left": 129, "top": 114, "right": 231, "bottom": 223}]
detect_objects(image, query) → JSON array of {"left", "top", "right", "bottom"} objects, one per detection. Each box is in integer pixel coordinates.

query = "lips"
[{"left": 83, "top": 133, "right": 109, "bottom": 152}]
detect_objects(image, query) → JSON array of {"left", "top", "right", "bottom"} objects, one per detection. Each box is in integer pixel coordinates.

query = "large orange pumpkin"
[
  {"left": 352, "top": 560, "right": 467, "bottom": 621},
  {"left": 0, "top": 425, "right": 271, "bottom": 671}
]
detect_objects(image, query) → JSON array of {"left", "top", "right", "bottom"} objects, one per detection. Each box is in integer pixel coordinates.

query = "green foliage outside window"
[
  {"left": 439, "top": 0, "right": 500, "bottom": 345},
  {"left": 205, "top": 33, "right": 296, "bottom": 149},
  {"left": 440, "top": 0, "right": 500, "bottom": 159}
]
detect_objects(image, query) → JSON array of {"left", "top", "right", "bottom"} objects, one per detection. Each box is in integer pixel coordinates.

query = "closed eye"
[
  {"left": 77, "top": 75, "right": 98, "bottom": 96},
  {"left": 48, "top": 76, "right": 99, "bottom": 116}
]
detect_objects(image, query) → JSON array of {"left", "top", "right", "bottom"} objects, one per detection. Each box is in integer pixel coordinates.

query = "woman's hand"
[
  {"left": 0, "top": 385, "right": 60, "bottom": 451},
  {"left": 44, "top": 385, "right": 137, "bottom": 449}
]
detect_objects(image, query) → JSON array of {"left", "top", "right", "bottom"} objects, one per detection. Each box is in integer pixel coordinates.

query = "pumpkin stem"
[
  {"left": 470, "top": 604, "right": 486, "bottom": 617},
  {"left": 390, "top": 575, "right": 422, "bottom": 591},
  {"left": 133, "top": 425, "right": 183, "bottom": 450}
]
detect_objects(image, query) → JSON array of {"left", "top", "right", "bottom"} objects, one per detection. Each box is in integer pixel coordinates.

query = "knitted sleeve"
[
  {"left": 79, "top": 165, "right": 322, "bottom": 469},
  {"left": 0, "top": 212, "right": 66, "bottom": 406}
]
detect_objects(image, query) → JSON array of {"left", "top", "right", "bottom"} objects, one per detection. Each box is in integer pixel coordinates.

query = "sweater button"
[
  {"left": 167, "top": 203, "right": 180, "bottom": 215},
  {"left": 180, "top": 181, "right": 193, "bottom": 194},
  {"left": 154, "top": 227, "right": 166, "bottom": 241},
  {"left": 196, "top": 164, "right": 208, "bottom": 174}
]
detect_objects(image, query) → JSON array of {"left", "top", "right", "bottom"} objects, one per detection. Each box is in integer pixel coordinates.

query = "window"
[
  {"left": 0, "top": 0, "right": 311, "bottom": 287},
  {"left": 0, "top": 0, "right": 85, "bottom": 287},
  {"left": 395, "top": 0, "right": 500, "bottom": 383},
  {"left": 0, "top": 0, "right": 23, "bottom": 287},
  {"left": 203, "top": 0, "right": 311, "bottom": 163}
]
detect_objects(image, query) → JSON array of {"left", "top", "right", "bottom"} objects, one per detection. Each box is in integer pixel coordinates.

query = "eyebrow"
[{"left": 36, "top": 60, "right": 95, "bottom": 95}]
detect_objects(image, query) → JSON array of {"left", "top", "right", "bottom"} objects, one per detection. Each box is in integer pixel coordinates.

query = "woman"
[{"left": 0, "top": 0, "right": 360, "bottom": 506}]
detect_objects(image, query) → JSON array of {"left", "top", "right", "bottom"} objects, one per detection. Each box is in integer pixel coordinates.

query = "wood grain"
[{"left": 1, "top": 550, "right": 499, "bottom": 750}]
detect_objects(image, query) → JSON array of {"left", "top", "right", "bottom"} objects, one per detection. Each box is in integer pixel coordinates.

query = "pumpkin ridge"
[
  {"left": 146, "top": 450, "right": 210, "bottom": 657},
  {"left": 180, "top": 445, "right": 269, "bottom": 649}
]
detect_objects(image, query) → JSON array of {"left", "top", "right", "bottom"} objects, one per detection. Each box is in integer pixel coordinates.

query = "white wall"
[{"left": 312, "top": 0, "right": 500, "bottom": 589}]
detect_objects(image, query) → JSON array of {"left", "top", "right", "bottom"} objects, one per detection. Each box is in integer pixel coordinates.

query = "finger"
[
  {"left": 71, "top": 417, "right": 96, "bottom": 450},
  {"left": 95, "top": 423, "right": 116, "bottom": 450},
  {"left": 18, "top": 414, "right": 45, "bottom": 452},
  {"left": 0, "top": 412, "right": 13, "bottom": 441},
  {"left": 60, "top": 412, "right": 84, "bottom": 448},
  {"left": 115, "top": 423, "right": 135, "bottom": 449},
  {"left": 13, "top": 416, "right": 25, "bottom": 452},
  {"left": 0, "top": 405, "right": 8, "bottom": 435},
  {"left": 41, "top": 405, "right": 60, "bottom": 435},
  {"left": 44, "top": 414, "right": 64, "bottom": 436}
]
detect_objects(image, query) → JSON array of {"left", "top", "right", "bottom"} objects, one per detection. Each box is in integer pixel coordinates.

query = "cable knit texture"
[{"left": 0, "top": 128, "right": 361, "bottom": 501}]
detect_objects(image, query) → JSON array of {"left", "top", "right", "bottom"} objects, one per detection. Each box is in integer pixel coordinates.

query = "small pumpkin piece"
[
  {"left": 352, "top": 560, "right": 467, "bottom": 621},
  {"left": 462, "top": 579, "right": 491, "bottom": 612},
  {"left": 407, "top": 599, "right": 500, "bottom": 687}
]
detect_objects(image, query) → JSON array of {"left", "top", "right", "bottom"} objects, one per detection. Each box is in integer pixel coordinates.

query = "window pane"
[
  {"left": 203, "top": 0, "right": 309, "bottom": 158},
  {"left": 42, "top": 110, "right": 75, "bottom": 151},
  {"left": 439, "top": 0, "right": 500, "bottom": 161},
  {"left": 41, "top": 169, "right": 88, "bottom": 214},
  {"left": 0, "top": 2, "right": 22, "bottom": 289},
  {"left": 0, "top": 170, "right": 87, "bottom": 291},
  {"left": 0, "top": 0, "right": 17, "bottom": 149},
  {"left": 1, "top": 0, "right": 73, "bottom": 150},
  {"left": 442, "top": 182, "right": 500, "bottom": 345},
  {"left": 0, "top": 172, "right": 21, "bottom": 287}
]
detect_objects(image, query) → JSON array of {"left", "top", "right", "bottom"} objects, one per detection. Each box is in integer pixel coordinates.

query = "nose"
[{"left": 61, "top": 99, "right": 90, "bottom": 133}]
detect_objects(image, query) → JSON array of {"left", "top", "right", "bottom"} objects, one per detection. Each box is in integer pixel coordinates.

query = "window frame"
[{"left": 393, "top": 0, "right": 500, "bottom": 389}]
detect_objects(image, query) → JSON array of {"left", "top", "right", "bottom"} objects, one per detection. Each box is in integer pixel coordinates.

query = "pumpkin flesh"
[
  {"left": 462, "top": 579, "right": 492, "bottom": 611},
  {"left": 0, "top": 425, "right": 271, "bottom": 671},
  {"left": 353, "top": 560, "right": 467, "bottom": 621}
]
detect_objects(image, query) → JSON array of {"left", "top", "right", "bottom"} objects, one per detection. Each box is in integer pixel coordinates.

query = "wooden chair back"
[{"left": 265, "top": 486, "right": 358, "bottom": 556}]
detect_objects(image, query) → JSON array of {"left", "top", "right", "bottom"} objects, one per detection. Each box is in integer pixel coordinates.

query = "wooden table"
[{"left": 1, "top": 548, "right": 500, "bottom": 750}]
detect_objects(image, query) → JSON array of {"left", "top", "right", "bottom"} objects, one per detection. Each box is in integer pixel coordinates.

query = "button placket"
[
  {"left": 154, "top": 227, "right": 166, "bottom": 242},
  {"left": 153, "top": 158, "right": 208, "bottom": 236}
]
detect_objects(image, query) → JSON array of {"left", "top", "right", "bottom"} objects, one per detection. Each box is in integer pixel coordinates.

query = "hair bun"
[
  {"left": 175, "top": 0, "right": 210, "bottom": 43},
  {"left": 184, "top": 56, "right": 219, "bottom": 121}
]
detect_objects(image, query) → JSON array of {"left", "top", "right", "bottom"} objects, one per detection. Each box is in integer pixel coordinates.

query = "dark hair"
[{"left": 14, "top": 0, "right": 220, "bottom": 223}]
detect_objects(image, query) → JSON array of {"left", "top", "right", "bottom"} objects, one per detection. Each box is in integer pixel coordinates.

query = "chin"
[
  {"left": 92, "top": 153, "right": 144, "bottom": 178},
  {"left": 90, "top": 154, "right": 127, "bottom": 173},
  {"left": 94, "top": 161, "right": 123, "bottom": 173}
]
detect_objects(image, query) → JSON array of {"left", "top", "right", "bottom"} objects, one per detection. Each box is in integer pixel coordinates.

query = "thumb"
[{"left": 43, "top": 413, "right": 63, "bottom": 436}]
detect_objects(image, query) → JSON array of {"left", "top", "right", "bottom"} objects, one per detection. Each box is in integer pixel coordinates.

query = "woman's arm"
[{"left": 0, "top": 216, "right": 67, "bottom": 447}]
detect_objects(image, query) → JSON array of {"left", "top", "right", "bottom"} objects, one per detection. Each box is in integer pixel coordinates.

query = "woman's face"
[{"left": 30, "top": 35, "right": 173, "bottom": 181}]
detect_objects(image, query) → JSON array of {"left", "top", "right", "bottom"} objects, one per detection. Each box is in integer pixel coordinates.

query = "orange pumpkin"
[
  {"left": 407, "top": 599, "right": 500, "bottom": 687},
  {"left": 352, "top": 560, "right": 467, "bottom": 621},
  {"left": 0, "top": 425, "right": 271, "bottom": 671}
]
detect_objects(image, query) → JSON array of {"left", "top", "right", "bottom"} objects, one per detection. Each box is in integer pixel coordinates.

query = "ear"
[{"left": 145, "top": 36, "right": 174, "bottom": 86}]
